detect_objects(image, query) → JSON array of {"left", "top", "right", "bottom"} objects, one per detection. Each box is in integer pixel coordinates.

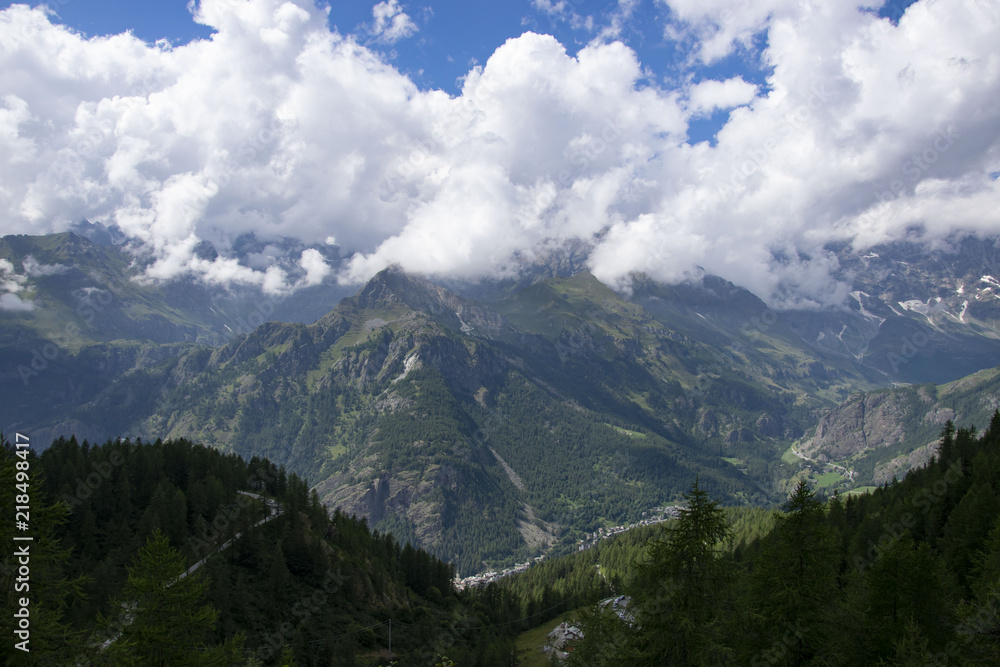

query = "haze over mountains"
[
  {"left": 2, "top": 0, "right": 999, "bottom": 310},
  {"left": 3, "top": 227, "right": 998, "bottom": 573}
]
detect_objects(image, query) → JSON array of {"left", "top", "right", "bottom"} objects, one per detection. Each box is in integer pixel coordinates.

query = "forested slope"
[
  {"left": 0, "top": 436, "right": 516, "bottom": 666},
  {"left": 553, "top": 411, "right": 1000, "bottom": 665}
]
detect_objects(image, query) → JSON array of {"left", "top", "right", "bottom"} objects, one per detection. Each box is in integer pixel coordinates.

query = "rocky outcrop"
[
  {"left": 872, "top": 441, "right": 940, "bottom": 486},
  {"left": 756, "top": 413, "right": 783, "bottom": 438},
  {"left": 800, "top": 391, "right": 911, "bottom": 461}
]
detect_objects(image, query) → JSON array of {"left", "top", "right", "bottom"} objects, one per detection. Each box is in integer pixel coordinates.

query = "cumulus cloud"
[
  {"left": 0, "top": 258, "right": 34, "bottom": 311},
  {"left": 686, "top": 76, "right": 758, "bottom": 116},
  {"left": 371, "top": 0, "right": 418, "bottom": 43},
  {"left": 0, "top": 0, "right": 998, "bottom": 308},
  {"left": 22, "top": 255, "right": 69, "bottom": 277}
]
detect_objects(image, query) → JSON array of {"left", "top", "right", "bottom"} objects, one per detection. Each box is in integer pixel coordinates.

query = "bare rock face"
[
  {"left": 755, "top": 413, "right": 783, "bottom": 438},
  {"left": 725, "top": 427, "right": 754, "bottom": 445},
  {"left": 319, "top": 469, "right": 446, "bottom": 550},
  {"left": 801, "top": 391, "right": 910, "bottom": 460},
  {"left": 697, "top": 409, "right": 718, "bottom": 435},
  {"left": 872, "top": 441, "right": 940, "bottom": 486},
  {"left": 924, "top": 407, "right": 956, "bottom": 425}
]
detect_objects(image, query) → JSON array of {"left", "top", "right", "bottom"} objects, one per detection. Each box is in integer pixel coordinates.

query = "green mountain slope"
[
  {"left": 4, "top": 234, "right": 1000, "bottom": 575},
  {"left": 90, "top": 269, "right": 770, "bottom": 573},
  {"left": 496, "top": 413, "right": 1000, "bottom": 665},
  {"left": 794, "top": 366, "right": 1000, "bottom": 488},
  {"left": 1, "top": 436, "right": 513, "bottom": 666}
]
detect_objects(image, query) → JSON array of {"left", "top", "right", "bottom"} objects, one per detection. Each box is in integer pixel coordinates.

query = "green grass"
[
  {"left": 306, "top": 310, "right": 408, "bottom": 388},
  {"left": 515, "top": 611, "right": 578, "bottom": 667},
  {"left": 816, "top": 472, "right": 844, "bottom": 488},
  {"left": 605, "top": 423, "right": 646, "bottom": 438},
  {"left": 722, "top": 457, "right": 746, "bottom": 466},
  {"left": 939, "top": 366, "right": 1000, "bottom": 397},
  {"left": 845, "top": 486, "right": 878, "bottom": 496},
  {"left": 627, "top": 391, "right": 652, "bottom": 413},
  {"left": 781, "top": 446, "right": 801, "bottom": 465}
]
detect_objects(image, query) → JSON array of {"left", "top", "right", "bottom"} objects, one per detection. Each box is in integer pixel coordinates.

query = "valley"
[{"left": 4, "top": 230, "right": 1000, "bottom": 575}]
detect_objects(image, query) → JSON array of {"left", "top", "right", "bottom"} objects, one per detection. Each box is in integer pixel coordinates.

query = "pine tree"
[
  {"left": 0, "top": 436, "right": 89, "bottom": 665},
  {"left": 748, "top": 481, "right": 839, "bottom": 665},
  {"left": 938, "top": 420, "right": 957, "bottom": 471},
  {"left": 629, "top": 477, "right": 735, "bottom": 665},
  {"left": 98, "top": 530, "right": 243, "bottom": 666}
]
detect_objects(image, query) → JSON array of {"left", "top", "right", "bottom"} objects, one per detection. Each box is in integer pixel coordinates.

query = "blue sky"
[
  {"left": 1, "top": 0, "right": 997, "bottom": 308},
  {"left": 2, "top": 0, "right": 921, "bottom": 148},
  {"left": 3, "top": 2, "right": 704, "bottom": 87},
  {"left": 1, "top": 0, "right": 778, "bottom": 143}
]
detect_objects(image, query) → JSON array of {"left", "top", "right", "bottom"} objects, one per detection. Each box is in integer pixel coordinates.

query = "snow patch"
[
  {"left": 896, "top": 298, "right": 941, "bottom": 325},
  {"left": 392, "top": 352, "right": 421, "bottom": 383},
  {"left": 850, "top": 290, "right": 884, "bottom": 324},
  {"left": 456, "top": 311, "right": 473, "bottom": 335}
]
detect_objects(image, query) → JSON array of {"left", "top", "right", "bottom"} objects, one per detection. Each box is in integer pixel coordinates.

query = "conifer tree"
[
  {"left": 98, "top": 530, "right": 243, "bottom": 666},
  {"left": 629, "top": 477, "right": 735, "bottom": 665},
  {"left": 748, "top": 481, "right": 839, "bottom": 665},
  {"left": 0, "top": 436, "right": 89, "bottom": 665}
]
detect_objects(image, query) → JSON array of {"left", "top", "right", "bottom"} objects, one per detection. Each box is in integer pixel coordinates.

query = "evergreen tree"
[
  {"left": 98, "top": 530, "right": 243, "bottom": 666},
  {"left": 748, "top": 481, "right": 839, "bottom": 665},
  {"left": 628, "top": 477, "right": 735, "bottom": 665},
  {"left": 0, "top": 436, "right": 89, "bottom": 665}
]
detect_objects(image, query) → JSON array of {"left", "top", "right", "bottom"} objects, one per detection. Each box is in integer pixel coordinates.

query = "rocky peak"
[{"left": 344, "top": 266, "right": 518, "bottom": 341}]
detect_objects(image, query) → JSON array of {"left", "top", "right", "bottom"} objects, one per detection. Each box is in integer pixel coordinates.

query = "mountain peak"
[
  {"left": 340, "top": 267, "right": 517, "bottom": 340},
  {"left": 353, "top": 265, "right": 434, "bottom": 309}
]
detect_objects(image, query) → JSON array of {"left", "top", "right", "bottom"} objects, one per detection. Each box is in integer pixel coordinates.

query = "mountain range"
[{"left": 2, "top": 229, "right": 999, "bottom": 573}]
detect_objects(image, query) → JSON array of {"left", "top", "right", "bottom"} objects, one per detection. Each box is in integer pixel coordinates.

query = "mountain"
[
  {"left": 790, "top": 237, "right": 1000, "bottom": 383},
  {"left": 509, "top": 415, "right": 1000, "bottom": 665},
  {"left": 3, "top": 232, "right": 1000, "bottom": 573},
  {"left": 794, "top": 366, "right": 1000, "bottom": 488},
  {"left": 115, "top": 267, "right": 781, "bottom": 573},
  {"left": 0, "top": 230, "right": 353, "bottom": 446},
  {"left": 0, "top": 229, "right": 356, "bottom": 347},
  {"left": 1, "top": 436, "right": 511, "bottom": 665}
]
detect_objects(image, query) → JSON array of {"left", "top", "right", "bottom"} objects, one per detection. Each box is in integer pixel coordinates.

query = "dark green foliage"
[
  {"left": 16, "top": 436, "right": 517, "bottom": 665},
  {"left": 549, "top": 414, "right": 1000, "bottom": 665},
  {"left": 627, "top": 478, "right": 736, "bottom": 665},
  {"left": 97, "top": 530, "right": 244, "bottom": 666},
  {"left": 747, "top": 481, "right": 839, "bottom": 663},
  {"left": 0, "top": 435, "right": 89, "bottom": 665}
]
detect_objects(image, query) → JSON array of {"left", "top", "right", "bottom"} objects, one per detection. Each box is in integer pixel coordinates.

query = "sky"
[{"left": 0, "top": 0, "right": 998, "bottom": 309}]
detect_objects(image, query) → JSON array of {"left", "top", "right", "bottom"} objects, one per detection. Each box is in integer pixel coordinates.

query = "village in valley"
[{"left": 455, "top": 505, "right": 684, "bottom": 590}]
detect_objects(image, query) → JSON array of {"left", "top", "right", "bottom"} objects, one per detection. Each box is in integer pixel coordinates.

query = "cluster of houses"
[
  {"left": 453, "top": 555, "right": 546, "bottom": 590},
  {"left": 575, "top": 505, "right": 683, "bottom": 551},
  {"left": 543, "top": 622, "right": 584, "bottom": 661},
  {"left": 455, "top": 504, "right": 684, "bottom": 590},
  {"left": 542, "top": 596, "right": 635, "bottom": 662}
]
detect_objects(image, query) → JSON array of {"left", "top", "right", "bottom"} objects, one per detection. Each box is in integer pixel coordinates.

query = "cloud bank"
[{"left": 1, "top": 0, "right": 998, "bottom": 307}]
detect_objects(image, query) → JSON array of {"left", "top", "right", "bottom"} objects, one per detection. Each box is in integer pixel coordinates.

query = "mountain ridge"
[{"left": 4, "top": 231, "right": 1000, "bottom": 572}]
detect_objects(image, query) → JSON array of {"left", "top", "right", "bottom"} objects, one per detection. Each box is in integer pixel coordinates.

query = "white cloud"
[
  {"left": 21, "top": 255, "right": 69, "bottom": 277},
  {"left": 0, "top": 293, "right": 34, "bottom": 311},
  {"left": 599, "top": 0, "right": 641, "bottom": 41},
  {"left": 0, "top": 0, "right": 998, "bottom": 309},
  {"left": 297, "top": 247, "right": 330, "bottom": 286},
  {"left": 0, "top": 257, "right": 34, "bottom": 311},
  {"left": 371, "top": 0, "right": 418, "bottom": 43},
  {"left": 533, "top": 0, "right": 568, "bottom": 15},
  {"left": 686, "top": 76, "right": 758, "bottom": 116},
  {"left": 532, "top": 0, "right": 598, "bottom": 35}
]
